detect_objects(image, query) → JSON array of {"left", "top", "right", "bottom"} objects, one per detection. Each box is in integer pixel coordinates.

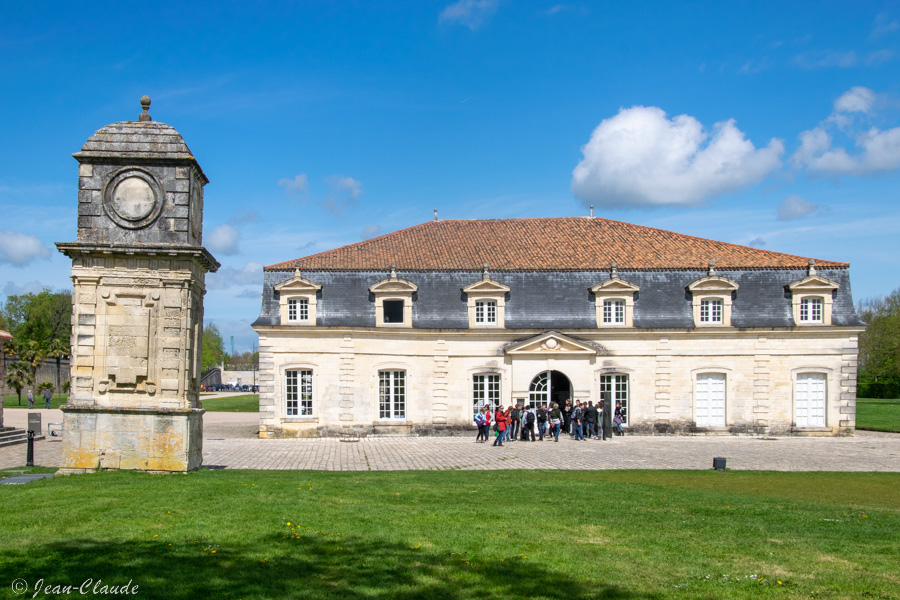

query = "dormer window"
[
  {"left": 700, "top": 298, "right": 723, "bottom": 324},
  {"left": 288, "top": 298, "right": 309, "bottom": 322},
  {"left": 382, "top": 300, "right": 405, "bottom": 324},
  {"left": 687, "top": 264, "right": 738, "bottom": 327},
  {"left": 370, "top": 266, "right": 418, "bottom": 328},
  {"left": 788, "top": 263, "right": 839, "bottom": 326},
  {"left": 463, "top": 267, "right": 510, "bottom": 329},
  {"left": 800, "top": 297, "right": 823, "bottom": 323},
  {"left": 275, "top": 269, "right": 322, "bottom": 327},
  {"left": 603, "top": 299, "right": 625, "bottom": 324},
  {"left": 590, "top": 266, "right": 639, "bottom": 328},
  {"left": 475, "top": 300, "right": 497, "bottom": 324}
]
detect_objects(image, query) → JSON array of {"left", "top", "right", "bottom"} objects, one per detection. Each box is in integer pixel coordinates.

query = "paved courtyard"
[{"left": 2, "top": 408, "right": 898, "bottom": 472}]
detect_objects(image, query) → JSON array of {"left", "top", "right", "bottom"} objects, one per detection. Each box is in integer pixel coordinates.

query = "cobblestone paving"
[{"left": 2, "top": 412, "right": 898, "bottom": 472}]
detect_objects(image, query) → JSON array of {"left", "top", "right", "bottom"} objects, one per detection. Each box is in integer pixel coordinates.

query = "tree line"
[
  {"left": 857, "top": 286, "right": 900, "bottom": 398},
  {"left": 1, "top": 290, "right": 72, "bottom": 404}
]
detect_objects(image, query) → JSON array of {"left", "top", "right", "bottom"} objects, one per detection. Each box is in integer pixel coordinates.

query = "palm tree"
[
  {"left": 46, "top": 337, "right": 70, "bottom": 399},
  {"left": 5, "top": 360, "right": 33, "bottom": 406},
  {"left": 17, "top": 340, "right": 46, "bottom": 398}
]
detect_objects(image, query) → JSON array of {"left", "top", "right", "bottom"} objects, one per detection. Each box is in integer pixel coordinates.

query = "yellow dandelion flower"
[
  {"left": 211, "top": 550, "right": 216, "bottom": 554},
  {"left": 777, "top": 581, "right": 782, "bottom": 585},
  {"left": 154, "top": 535, "right": 158, "bottom": 538}
]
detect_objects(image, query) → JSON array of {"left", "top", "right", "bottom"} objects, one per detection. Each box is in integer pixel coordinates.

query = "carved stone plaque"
[{"left": 102, "top": 167, "right": 164, "bottom": 229}]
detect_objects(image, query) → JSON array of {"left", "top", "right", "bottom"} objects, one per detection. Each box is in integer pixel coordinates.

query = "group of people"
[
  {"left": 26, "top": 388, "right": 53, "bottom": 409},
  {"left": 474, "top": 399, "right": 625, "bottom": 446}
]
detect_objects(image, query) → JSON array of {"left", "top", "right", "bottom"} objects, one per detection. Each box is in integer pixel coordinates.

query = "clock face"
[
  {"left": 113, "top": 177, "right": 155, "bottom": 220},
  {"left": 102, "top": 167, "right": 164, "bottom": 230}
]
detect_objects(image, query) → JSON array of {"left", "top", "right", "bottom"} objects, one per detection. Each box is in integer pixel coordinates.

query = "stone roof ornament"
[
  {"left": 482, "top": 263, "right": 489, "bottom": 280},
  {"left": 390, "top": 263, "right": 397, "bottom": 279},
  {"left": 808, "top": 259, "right": 816, "bottom": 276},
  {"left": 294, "top": 267, "right": 301, "bottom": 279},
  {"left": 708, "top": 260, "right": 716, "bottom": 276},
  {"left": 434, "top": 208, "right": 438, "bottom": 221},
  {"left": 610, "top": 261, "right": 618, "bottom": 280},
  {"left": 138, "top": 96, "right": 152, "bottom": 122},
  {"left": 590, "top": 205, "right": 594, "bottom": 218}
]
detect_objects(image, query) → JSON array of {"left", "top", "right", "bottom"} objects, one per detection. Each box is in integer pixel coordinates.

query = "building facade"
[{"left": 253, "top": 217, "right": 863, "bottom": 438}]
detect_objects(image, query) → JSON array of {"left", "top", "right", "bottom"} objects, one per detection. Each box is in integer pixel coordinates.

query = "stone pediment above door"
[{"left": 500, "top": 331, "right": 610, "bottom": 356}]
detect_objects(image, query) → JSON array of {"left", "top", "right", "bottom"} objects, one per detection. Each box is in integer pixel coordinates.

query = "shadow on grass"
[{"left": 0, "top": 533, "right": 657, "bottom": 600}]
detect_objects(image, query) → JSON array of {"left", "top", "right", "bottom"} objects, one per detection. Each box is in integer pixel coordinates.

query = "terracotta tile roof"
[{"left": 265, "top": 217, "right": 849, "bottom": 271}]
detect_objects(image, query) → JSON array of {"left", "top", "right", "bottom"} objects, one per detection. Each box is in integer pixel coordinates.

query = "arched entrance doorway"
[{"left": 528, "top": 370, "right": 572, "bottom": 408}]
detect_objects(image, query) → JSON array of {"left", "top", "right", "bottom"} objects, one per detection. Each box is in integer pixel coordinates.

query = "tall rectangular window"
[
  {"left": 600, "top": 374, "right": 628, "bottom": 424},
  {"left": 288, "top": 298, "right": 309, "bottom": 322},
  {"left": 800, "top": 297, "right": 823, "bottom": 323},
  {"left": 285, "top": 369, "right": 313, "bottom": 416},
  {"left": 603, "top": 300, "right": 625, "bottom": 324},
  {"left": 475, "top": 300, "right": 497, "bottom": 324},
  {"left": 700, "top": 299, "right": 723, "bottom": 324},
  {"left": 473, "top": 374, "right": 501, "bottom": 415},
  {"left": 379, "top": 370, "right": 406, "bottom": 419}
]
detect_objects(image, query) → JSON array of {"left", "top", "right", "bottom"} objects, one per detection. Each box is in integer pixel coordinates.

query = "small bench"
[{"left": 47, "top": 422, "right": 63, "bottom": 437}]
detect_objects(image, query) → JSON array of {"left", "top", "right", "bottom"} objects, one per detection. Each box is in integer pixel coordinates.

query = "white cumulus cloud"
[
  {"left": 205, "top": 225, "right": 240, "bottom": 256},
  {"left": 571, "top": 106, "right": 784, "bottom": 207},
  {"left": 324, "top": 175, "right": 363, "bottom": 215},
  {"left": 439, "top": 0, "right": 499, "bottom": 30},
  {"left": 0, "top": 230, "right": 52, "bottom": 266},
  {"left": 278, "top": 174, "right": 309, "bottom": 200},
  {"left": 206, "top": 261, "right": 262, "bottom": 291},
  {"left": 777, "top": 195, "right": 823, "bottom": 220},
  {"left": 792, "top": 86, "right": 900, "bottom": 175}
]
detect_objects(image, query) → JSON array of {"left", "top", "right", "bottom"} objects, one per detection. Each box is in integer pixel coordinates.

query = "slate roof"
[
  {"left": 74, "top": 121, "right": 195, "bottom": 161},
  {"left": 266, "top": 217, "right": 849, "bottom": 271}
]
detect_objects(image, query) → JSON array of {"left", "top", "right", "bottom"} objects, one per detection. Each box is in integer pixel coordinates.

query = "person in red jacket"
[{"left": 492, "top": 407, "right": 508, "bottom": 446}]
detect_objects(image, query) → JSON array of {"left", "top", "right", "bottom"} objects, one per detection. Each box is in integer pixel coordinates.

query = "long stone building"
[{"left": 252, "top": 217, "right": 863, "bottom": 438}]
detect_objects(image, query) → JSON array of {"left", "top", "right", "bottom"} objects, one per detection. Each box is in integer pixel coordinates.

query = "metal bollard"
[{"left": 26, "top": 430, "right": 35, "bottom": 467}]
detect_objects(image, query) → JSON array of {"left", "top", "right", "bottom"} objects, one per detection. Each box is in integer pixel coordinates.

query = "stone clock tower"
[{"left": 56, "top": 97, "right": 219, "bottom": 473}]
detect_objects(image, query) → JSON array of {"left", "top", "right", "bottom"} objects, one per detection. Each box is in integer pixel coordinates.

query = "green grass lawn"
[
  {"left": 3, "top": 394, "right": 259, "bottom": 412},
  {"left": 200, "top": 394, "right": 259, "bottom": 412},
  {"left": 2, "top": 393, "right": 68, "bottom": 410},
  {"left": 0, "top": 470, "right": 897, "bottom": 599},
  {"left": 856, "top": 397, "right": 900, "bottom": 432}
]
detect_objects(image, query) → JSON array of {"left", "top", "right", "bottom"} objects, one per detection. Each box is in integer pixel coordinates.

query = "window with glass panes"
[
  {"left": 472, "top": 374, "right": 501, "bottom": 415},
  {"left": 603, "top": 299, "right": 625, "bottom": 324},
  {"left": 800, "top": 297, "right": 823, "bottom": 323},
  {"left": 287, "top": 298, "right": 309, "bottom": 322},
  {"left": 475, "top": 300, "right": 497, "bottom": 324},
  {"left": 285, "top": 369, "right": 313, "bottom": 416},
  {"left": 699, "top": 298, "right": 723, "bottom": 324},
  {"left": 600, "top": 374, "right": 628, "bottom": 424},
  {"left": 378, "top": 370, "right": 406, "bottom": 419}
]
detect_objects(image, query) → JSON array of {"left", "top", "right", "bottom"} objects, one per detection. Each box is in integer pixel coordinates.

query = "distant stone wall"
[
  {"left": 219, "top": 369, "right": 258, "bottom": 387},
  {"left": 1, "top": 356, "right": 71, "bottom": 395}
]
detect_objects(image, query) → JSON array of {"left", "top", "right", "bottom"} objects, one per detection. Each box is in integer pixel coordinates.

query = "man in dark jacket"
[{"left": 584, "top": 401, "right": 598, "bottom": 439}]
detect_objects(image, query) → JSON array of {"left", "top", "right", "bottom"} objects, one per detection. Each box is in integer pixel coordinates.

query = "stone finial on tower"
[
  {"left": 139, "top": 96, "right": 152, "bottom": 122},
  {"left": 808, "top": 259, "right": 816, "bottom": 276},
  {"left": 434, "top": 208, "right": 438, "bottom": 221},
  {"left": 610, "top": 261, "right": 618, "bottom": 279},
  {"left": 590, "top": 205, "right": 594, "bottom": 218},
  {"left": 708, "top": 260, "right": 716, "bottom": 276}
]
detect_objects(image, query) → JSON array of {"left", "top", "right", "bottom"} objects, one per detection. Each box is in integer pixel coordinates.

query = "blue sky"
[{"left": 1, "top": 1, "right": 899, "bottom": 352}]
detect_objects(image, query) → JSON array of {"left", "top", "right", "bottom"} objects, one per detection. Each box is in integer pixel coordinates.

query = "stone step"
[{"left": 0, "top": 428, "right": 46, "bottom": 448}]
